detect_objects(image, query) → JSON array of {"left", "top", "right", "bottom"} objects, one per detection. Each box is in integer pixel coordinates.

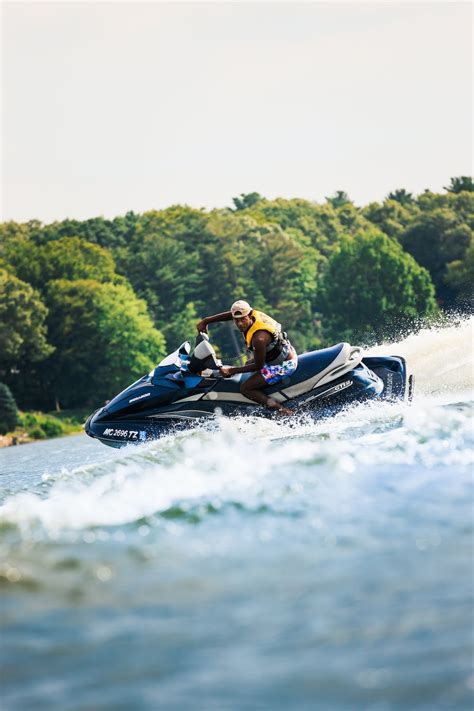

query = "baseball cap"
[{"left": 231, "top": 300, "right": 252, "bottom": 317}]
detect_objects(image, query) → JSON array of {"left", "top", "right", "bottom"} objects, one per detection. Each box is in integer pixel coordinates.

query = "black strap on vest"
[{"left": 265, "top": 331, "right": 291, "bottom": 363}]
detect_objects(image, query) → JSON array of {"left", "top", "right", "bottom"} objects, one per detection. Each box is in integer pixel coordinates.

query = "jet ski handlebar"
[{"left": 188, "top": 332, "right": 223, "bottom": 375}]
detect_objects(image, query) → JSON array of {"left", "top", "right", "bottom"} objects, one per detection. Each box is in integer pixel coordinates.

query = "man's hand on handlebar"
[
  {"left": 219, "top": 366, "right": 234, "bottom": 378},
  {"left": 196, "top": 319, "right": 208, "bottom": 333}
]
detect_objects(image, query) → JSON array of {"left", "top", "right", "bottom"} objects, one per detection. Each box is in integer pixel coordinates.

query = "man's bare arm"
[
  {"left": 197, "top": 311, "right": 233, "bottom": 333},
  {"left": 221, "top": 332, "right": 270, "bottom": 376}
]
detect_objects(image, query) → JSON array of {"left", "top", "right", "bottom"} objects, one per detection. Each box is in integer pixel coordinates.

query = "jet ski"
[{"left": 85, "top": 333, "right": 414, "bottom": 448}]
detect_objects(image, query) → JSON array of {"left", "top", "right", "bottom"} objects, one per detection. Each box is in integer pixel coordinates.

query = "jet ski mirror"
[{"left": 188, "top": 332, "right": 222, "bottom": 374}]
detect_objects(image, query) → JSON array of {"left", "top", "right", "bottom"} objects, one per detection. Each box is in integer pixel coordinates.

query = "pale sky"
[{"left": 1, "top": 1, "right": 472, "bottom": 223}]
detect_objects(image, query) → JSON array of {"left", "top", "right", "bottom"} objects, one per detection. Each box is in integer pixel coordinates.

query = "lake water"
[{"left": 1, "top": 320, "right": 473, "bottom": 710}]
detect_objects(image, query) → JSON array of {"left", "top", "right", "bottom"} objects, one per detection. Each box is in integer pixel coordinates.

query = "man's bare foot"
[
  {"left": 274, "top": 406, "right": 295, "bottom": 417},
  {"left": 267, "top": 398, "right": 295, "bottom": 416}
]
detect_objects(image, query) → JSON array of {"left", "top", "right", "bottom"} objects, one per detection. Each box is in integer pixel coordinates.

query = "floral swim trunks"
[{"left": 261, "top": 357, "right": 298, "bottom": 385}]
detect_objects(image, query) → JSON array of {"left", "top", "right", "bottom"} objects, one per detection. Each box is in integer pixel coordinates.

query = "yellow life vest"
[{"left": 244, "top": 310, "right": 281, "bottom": 349}]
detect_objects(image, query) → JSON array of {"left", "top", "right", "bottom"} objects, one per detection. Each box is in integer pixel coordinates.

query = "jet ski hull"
[{"left": 85, "top": 348, "right": 411, "bottom": 448}]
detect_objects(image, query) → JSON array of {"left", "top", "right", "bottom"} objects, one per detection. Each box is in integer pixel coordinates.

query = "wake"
[{"left": 367, "top": 315, "right": 474, "bottom": 396}]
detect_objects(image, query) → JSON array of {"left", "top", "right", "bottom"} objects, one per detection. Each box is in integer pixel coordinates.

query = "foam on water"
[
  {"left": 0, "top": 401, "right": 472, "bottom": 536},
  {"left": 0, "top": 317, "right": 472, "bottom": 537}
]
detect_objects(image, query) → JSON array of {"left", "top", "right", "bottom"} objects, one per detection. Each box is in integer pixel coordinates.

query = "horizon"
[{"left": 0, "top": 175, "right": 467, "bottom": 226}]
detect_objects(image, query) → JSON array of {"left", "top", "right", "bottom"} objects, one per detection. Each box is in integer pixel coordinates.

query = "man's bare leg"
[{"left": 240, "top": 373, "right": 294, "bottom": 416}]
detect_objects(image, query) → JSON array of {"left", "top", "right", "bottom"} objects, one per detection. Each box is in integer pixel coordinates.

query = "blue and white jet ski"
[{"left": 85, "top": 333, "right": 414, "bottom": 448}]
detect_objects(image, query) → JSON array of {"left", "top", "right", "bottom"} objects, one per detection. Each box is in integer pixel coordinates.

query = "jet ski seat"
[{"left": 211, "top": 343, "right": 363, "bottom": 396}]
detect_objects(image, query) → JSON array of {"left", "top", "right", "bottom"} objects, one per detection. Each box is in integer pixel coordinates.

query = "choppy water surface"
[{"left": 1, "top": 320, "right": 473, "bottom": 710}]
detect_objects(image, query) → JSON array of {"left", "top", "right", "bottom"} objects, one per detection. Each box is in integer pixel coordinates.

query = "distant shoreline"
[
  {"left": 0, "top": 433, "right": 32, "bottom": 448},
  {"left": 0, "top": 410, "right": 86, "bottom": 449},
  {"left": 0, "top": 428, "right": 84, "bottom": 449}
]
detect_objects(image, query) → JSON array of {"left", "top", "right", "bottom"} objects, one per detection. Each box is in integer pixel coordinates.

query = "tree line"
[{"left": 0, "top": 177, "right": 472, "bottom": 413}]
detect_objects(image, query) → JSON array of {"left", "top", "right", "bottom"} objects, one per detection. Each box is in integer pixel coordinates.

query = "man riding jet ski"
[
  {"left": 197, "top": 300, "right": 297, "bottom": 416},
  {"left": 85, "top": 302, "right": 414, "bottom": 448}
]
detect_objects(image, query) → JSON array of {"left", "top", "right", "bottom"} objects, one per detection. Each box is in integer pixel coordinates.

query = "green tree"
[
  {"left": 232, "top": 192, "right": 264, "bottom": 211},
  {"left": 6, "top": 236, "right": 119, "bottom": 289},
  {"left": 363, "top": 199, "right": 418, "bottom": 241},
  {"left": 318, "top": 229, "right": 437, "bottom": 343},
  {"left": 415, "top": 190, "right": 474, "bottom": 228},
  {"left": 242, "top": 197, "right": 351, "bottom": 256},
  {"left": 18, "top": 214, "right": 138, "bottom": 250},
  {"left": 130, "top": 205, "right": 209, "bottom": 247},
  {"left": 39, "top": 279, "right": 166, "bottom": 409},
  {"left": 163, "top": 302, "right": 200, "bottom": 352},
  {"left": 114, "top": 205, "right": 211, "bottom": 347},
  {"left": 249, "top": 230, "right": 319, "bottom": 352},
  {"left": 325, "top": 191, "right": 351, "bottom": 208},
  {"left": 445, "top": 238, "right": 474, "bottom": 303},
  {"left": 444, "top": 176, "right": 473, "bottom": 194},
  {"left": 0, "top": 220, "right": 35, "bottom": 253},
  {"left": 387, "top": 189, "right": 415, "bottom": 205},
  {"left": 401, "top": 208, "right": 472, "bottom": 302},
  {"left": 117, "top": 232, "right": 201, "bottom": 344},
  {"left": 0, "top": 383, "right": 19, "bottom": 435},
  {"left": 0, "top": 269, "right": 53, "bottom": 371},
  {"left": 336, "top": 202, "right": 370, "bottom": 231}
]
